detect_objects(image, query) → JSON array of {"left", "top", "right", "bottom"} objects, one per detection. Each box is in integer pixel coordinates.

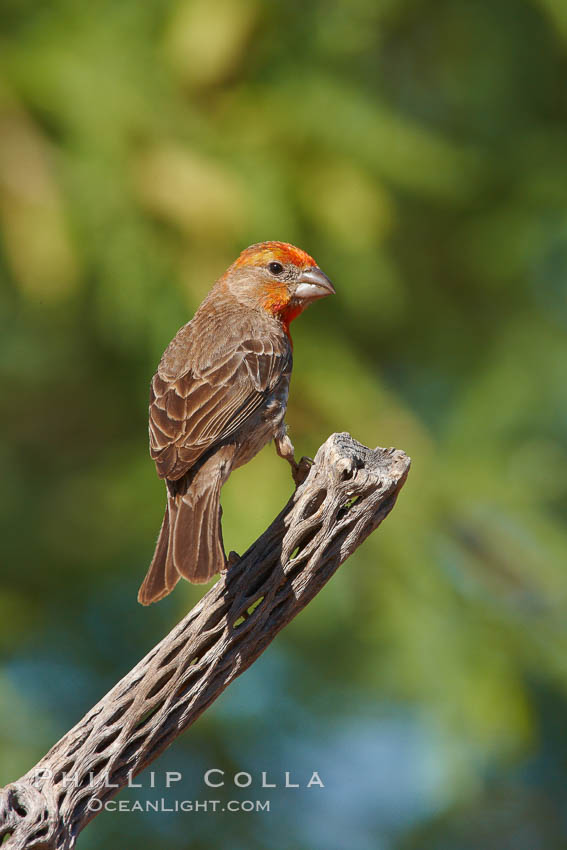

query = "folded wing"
[{"left": 149, "top": 330, "right": 291, "bottom": 481}]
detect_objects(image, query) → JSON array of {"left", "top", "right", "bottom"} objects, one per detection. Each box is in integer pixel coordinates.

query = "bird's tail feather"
[
  {"left": 137, "top": 503, "right": 173, "bottom": 605},
  {"left": 137, "top": 447, "right": 233, "bottom": 605}
]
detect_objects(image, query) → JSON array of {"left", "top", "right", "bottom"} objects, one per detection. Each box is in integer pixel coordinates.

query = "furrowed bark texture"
[{"left": 0, "top": 432, "right": 410, "bottom": 850}]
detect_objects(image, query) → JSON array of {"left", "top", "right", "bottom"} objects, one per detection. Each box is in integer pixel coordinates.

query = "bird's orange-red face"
[{"left": 229, "top": 241, "right": 334, "bottom": 336}]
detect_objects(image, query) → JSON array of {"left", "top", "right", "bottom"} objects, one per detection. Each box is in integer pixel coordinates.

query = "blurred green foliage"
[{"left": 1, "top": 0, "right": 567, "bottom": 848}]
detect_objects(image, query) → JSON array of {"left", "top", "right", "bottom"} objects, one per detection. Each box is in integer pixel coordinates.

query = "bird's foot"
[
  {"left": 292, "top": 456, "right": 313, "bottom": 487},
  {"left": 220, "top": 551, "right": 240, "bottom": 577},
  {"left": 275, "top": 433, "right": 313, "bottom": 487}
]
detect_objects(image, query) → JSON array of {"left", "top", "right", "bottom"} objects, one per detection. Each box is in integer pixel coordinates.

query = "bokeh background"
[{"left": 1, "top": 0, "right": 567, "bottom": 847}]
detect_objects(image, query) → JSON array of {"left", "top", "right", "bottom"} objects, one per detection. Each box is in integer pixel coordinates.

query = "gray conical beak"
[{"left": 295, "top": 267, "right": 335, "bottom": 302}]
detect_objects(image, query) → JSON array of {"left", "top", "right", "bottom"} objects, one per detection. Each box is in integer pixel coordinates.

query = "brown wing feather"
[{"left": 149, "top": 323, "right": 291, "bottom": 481}]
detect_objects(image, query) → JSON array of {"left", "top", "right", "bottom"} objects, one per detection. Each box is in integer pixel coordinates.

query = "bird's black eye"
[{"left": 268, "top": 261, "right": 284, "bottom": 275}]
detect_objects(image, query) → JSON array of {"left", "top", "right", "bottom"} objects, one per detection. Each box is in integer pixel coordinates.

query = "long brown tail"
[{"left": 138, "top": 446, "right": 235, "bottom": 605}]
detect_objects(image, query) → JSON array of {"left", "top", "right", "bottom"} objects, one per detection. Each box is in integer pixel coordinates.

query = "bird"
[{"left": 137, "top": 241, "right": 335, "bottom": 605}]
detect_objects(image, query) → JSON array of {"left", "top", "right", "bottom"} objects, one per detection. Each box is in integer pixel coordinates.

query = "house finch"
[{"left": 138, "top": 241, "right": 335, "bottom": 605}]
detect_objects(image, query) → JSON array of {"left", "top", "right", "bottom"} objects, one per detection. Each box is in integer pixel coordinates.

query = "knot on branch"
[{"left": 0, "top": 782, "right": 55, "bottom": 850}]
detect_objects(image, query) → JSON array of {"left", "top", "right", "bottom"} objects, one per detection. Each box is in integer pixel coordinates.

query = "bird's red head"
[
  {"left": 234, "top": 241, "right": 318, "bottom": 271},
  {"left": 225, "top": 241, "right": 335, "bottom": 339}
]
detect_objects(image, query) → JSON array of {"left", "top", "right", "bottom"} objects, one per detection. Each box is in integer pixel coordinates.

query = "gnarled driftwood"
[{"left": 0, "top": 432, "right": 410, "bottom": 850}]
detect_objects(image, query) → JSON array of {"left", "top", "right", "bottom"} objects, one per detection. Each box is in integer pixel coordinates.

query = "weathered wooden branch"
[{"left": 0, "top": 432, "right": 409, "bottom": 850}]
